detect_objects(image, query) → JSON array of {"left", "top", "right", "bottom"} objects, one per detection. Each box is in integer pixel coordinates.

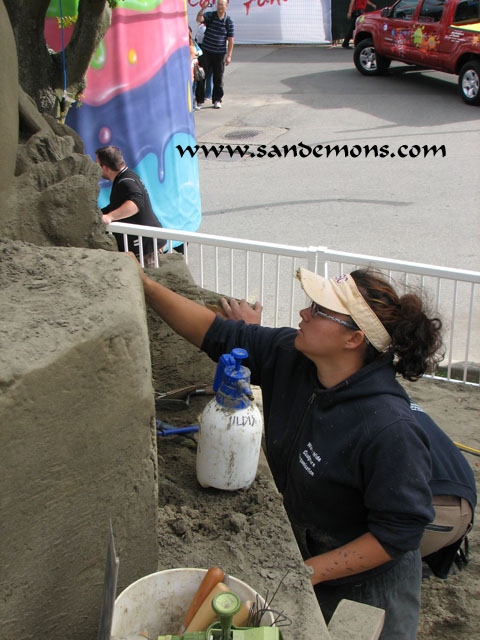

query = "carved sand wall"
[{"left": 0, "top": 3, "right": 159, "bottom": 638}]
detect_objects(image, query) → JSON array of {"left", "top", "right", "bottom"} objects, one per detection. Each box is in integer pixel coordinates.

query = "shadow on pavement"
[{"left": 281, "top": 64, "right": 478, "bottom": 127}]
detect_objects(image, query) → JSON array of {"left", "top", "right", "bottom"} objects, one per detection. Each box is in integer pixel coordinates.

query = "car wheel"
[
  {"left": 354, "top": 39, "right": 391, "bottom": 76},
  {"left": 459, "top": 61, "right": 480, "bottom": 105}
]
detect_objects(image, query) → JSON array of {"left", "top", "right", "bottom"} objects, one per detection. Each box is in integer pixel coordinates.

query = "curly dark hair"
[{"left": 351, "top": 269, "right": 444, "bottom": 381}]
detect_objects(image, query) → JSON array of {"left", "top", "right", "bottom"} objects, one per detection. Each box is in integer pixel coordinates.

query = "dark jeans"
[
  {"left": 314, "top": 550, "right": 422, "bottom": 639},
  {"left": 342, "top": 10, "right": 364, "bottom": 47},
  {"left": 195, "top": 51, "right": 226, "bottom": 104}
]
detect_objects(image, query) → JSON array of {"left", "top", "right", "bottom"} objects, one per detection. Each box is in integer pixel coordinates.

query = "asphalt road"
[{"left": 193, "top": 45, "right": 480, "bottom": 273}]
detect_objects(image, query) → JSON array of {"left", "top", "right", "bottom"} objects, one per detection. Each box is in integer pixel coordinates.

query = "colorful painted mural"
[{"left": 45, "top": 0, "right": 201, "bottom": 243}]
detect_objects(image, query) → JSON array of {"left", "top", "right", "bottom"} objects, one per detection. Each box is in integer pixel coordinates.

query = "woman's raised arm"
[{"left": 132, "top": 254, "right": 216, "bottom": 348}]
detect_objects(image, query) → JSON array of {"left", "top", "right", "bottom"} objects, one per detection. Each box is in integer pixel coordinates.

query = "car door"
[
  {"left": 409, "top": 0, "right": 448, "bottom": 67},
  {"left": 438, "top": 0, "right": 480, "bottom": 71},
  {"left": 381, "top": 0, "right": 422, "bottom": 62}
]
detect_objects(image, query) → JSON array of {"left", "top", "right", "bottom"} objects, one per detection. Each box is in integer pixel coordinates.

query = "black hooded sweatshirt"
[{"left": 201, "top": 317, "right": 473, "bottom": 582}]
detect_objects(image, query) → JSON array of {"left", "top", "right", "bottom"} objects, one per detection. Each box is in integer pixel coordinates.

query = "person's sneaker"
[
  {"left": 193, "top": 104, "right": 202, "bottom": 111},
  {"left": 213, "top": 101, "right": 222, "bottom": 109}
]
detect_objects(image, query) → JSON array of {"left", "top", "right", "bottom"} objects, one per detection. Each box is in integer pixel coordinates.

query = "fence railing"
[{"left": 108, "top": 222, "right": 480, "bottom": 386}]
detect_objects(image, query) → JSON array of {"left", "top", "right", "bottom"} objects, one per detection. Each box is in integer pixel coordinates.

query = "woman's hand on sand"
[{"left": 220, "top": 297, "right": 262, "bottom": 324}]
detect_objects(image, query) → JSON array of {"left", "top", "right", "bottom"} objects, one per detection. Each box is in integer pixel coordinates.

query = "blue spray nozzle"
[
  {"left": 212, "top": 348, "right": 253, "bottom": 408},
  {"left": 213, "top": 349, "right": 249, "bottom": 392},
  {"left": 231, "top": 348, "right": 248, "bottom": 369}
]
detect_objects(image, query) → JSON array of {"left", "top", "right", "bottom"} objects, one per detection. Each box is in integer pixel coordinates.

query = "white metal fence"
[{"left": 109, "top": 222, "right": 480, "bottom": 386}]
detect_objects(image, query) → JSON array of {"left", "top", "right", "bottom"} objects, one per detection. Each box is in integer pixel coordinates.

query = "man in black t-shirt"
[{"left": 96, "top": 146, "right": 165, "bottom": 263}]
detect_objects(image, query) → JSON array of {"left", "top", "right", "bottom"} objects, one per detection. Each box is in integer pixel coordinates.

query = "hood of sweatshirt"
[{"left": 312, "top": 356, "right": 410, "bottom": 409}]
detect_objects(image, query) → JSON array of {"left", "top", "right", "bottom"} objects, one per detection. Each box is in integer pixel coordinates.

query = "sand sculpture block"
[
  {"left": 328, "top": 599, "right": 385, "bottom": 640},
  {"left": 0, "top": 0, "right": 19, "bottom": 198},
  {"left": 0, "top": 241, "right": 158, "bottom": 640}
]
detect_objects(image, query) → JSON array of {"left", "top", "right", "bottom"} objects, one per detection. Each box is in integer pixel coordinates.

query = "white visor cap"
[{"left": 297, "top": 268, "right": 392, "bottom": 352}]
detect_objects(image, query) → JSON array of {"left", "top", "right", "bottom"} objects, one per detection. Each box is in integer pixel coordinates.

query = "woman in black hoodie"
[{"left": 135, "top": 260, "right": 475, "bottom": 639}]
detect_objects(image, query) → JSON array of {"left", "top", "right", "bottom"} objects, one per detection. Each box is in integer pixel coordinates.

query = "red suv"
[{"left": 353, "top": 0, "right": 480, "bottom": 104}]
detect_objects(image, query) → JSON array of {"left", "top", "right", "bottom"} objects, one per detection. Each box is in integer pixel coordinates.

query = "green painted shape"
[
  {"left": 47, "top": 0, "right": 164, "bottom": 18},
  {"left": 47, "top": 0, "right": 79, "bottom": 18},
  {"left": 413, "top": 27, "right": 423, "bottom": 46},
  {"left": 121, "top": 0, "right": 165, "bottom": 9},
  {"left": 91, "top": 40, "right": 107, "bottom": 69}
]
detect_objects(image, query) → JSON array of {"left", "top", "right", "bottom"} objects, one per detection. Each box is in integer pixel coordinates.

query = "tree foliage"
[{"left": 4, "top": 0, "right": 116, "bottom": 116}]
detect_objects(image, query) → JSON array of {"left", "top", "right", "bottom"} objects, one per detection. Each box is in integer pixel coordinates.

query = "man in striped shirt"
[{"left": 195, "top": 0, "right": 234, "bottom": 109}]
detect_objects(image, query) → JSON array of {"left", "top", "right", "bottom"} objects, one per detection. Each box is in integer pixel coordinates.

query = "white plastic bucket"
[{"left": 111, "top": 568, "right": 275, "bottom": 639}]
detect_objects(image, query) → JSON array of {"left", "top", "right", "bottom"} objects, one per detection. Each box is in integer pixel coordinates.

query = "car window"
[
  {"left": 418, "top": 0, "right": 446, "bottom": 22},
  {"left": 390, "top": 0, "right": 419, "bottom": 20},
  {"left": 453, "top": 0, "right": 480, "bottom": 23}
]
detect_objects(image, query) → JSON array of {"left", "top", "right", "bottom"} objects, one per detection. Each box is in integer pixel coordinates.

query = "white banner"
[{"left": 187, "top": 0, "right": 332, "bottom": 44}]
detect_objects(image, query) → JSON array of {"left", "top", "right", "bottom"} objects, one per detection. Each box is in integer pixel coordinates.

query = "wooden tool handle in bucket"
[{"left": 177, "top": 567, "right": 224, "bottom": 634}]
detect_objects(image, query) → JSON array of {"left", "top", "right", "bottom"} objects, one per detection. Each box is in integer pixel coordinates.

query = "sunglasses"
[{"left": 309, "top": 301, "right": 359, "bottom": 331}]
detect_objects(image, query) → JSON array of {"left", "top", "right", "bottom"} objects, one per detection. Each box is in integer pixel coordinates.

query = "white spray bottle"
[{"left": 196, "top": 348, "right": 263, "bottom": 490}]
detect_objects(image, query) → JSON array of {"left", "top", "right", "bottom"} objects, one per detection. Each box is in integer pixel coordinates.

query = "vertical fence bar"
[
  {"left": 463, "top": 282, "right": 475, "bottom": 383},
  {"left": 317, "top": 248, "right": 327, "bottom": 278},
  {"left": 260, "top": 253, "right": 265, "bottom": 308},
  {"left": 290, "top": 257, "right": 296, "bottom": 327},
  {"left": 274, "top": 254, "right": 281, "bottom": 328},
  {"left": 447, "top": 281, "right": 458, "bottom": 380},
  {"left": 307, "top": 247, "right": 319, "bottom": 274},
  {"left": 199, "top": 244, "right": 204, "bottom": 288},
  {"left": 137, "top": 235, "right": 144, "bottom": 268},
  {"left": 434, "top": 278, "right": 441, "bottom": 316}
]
